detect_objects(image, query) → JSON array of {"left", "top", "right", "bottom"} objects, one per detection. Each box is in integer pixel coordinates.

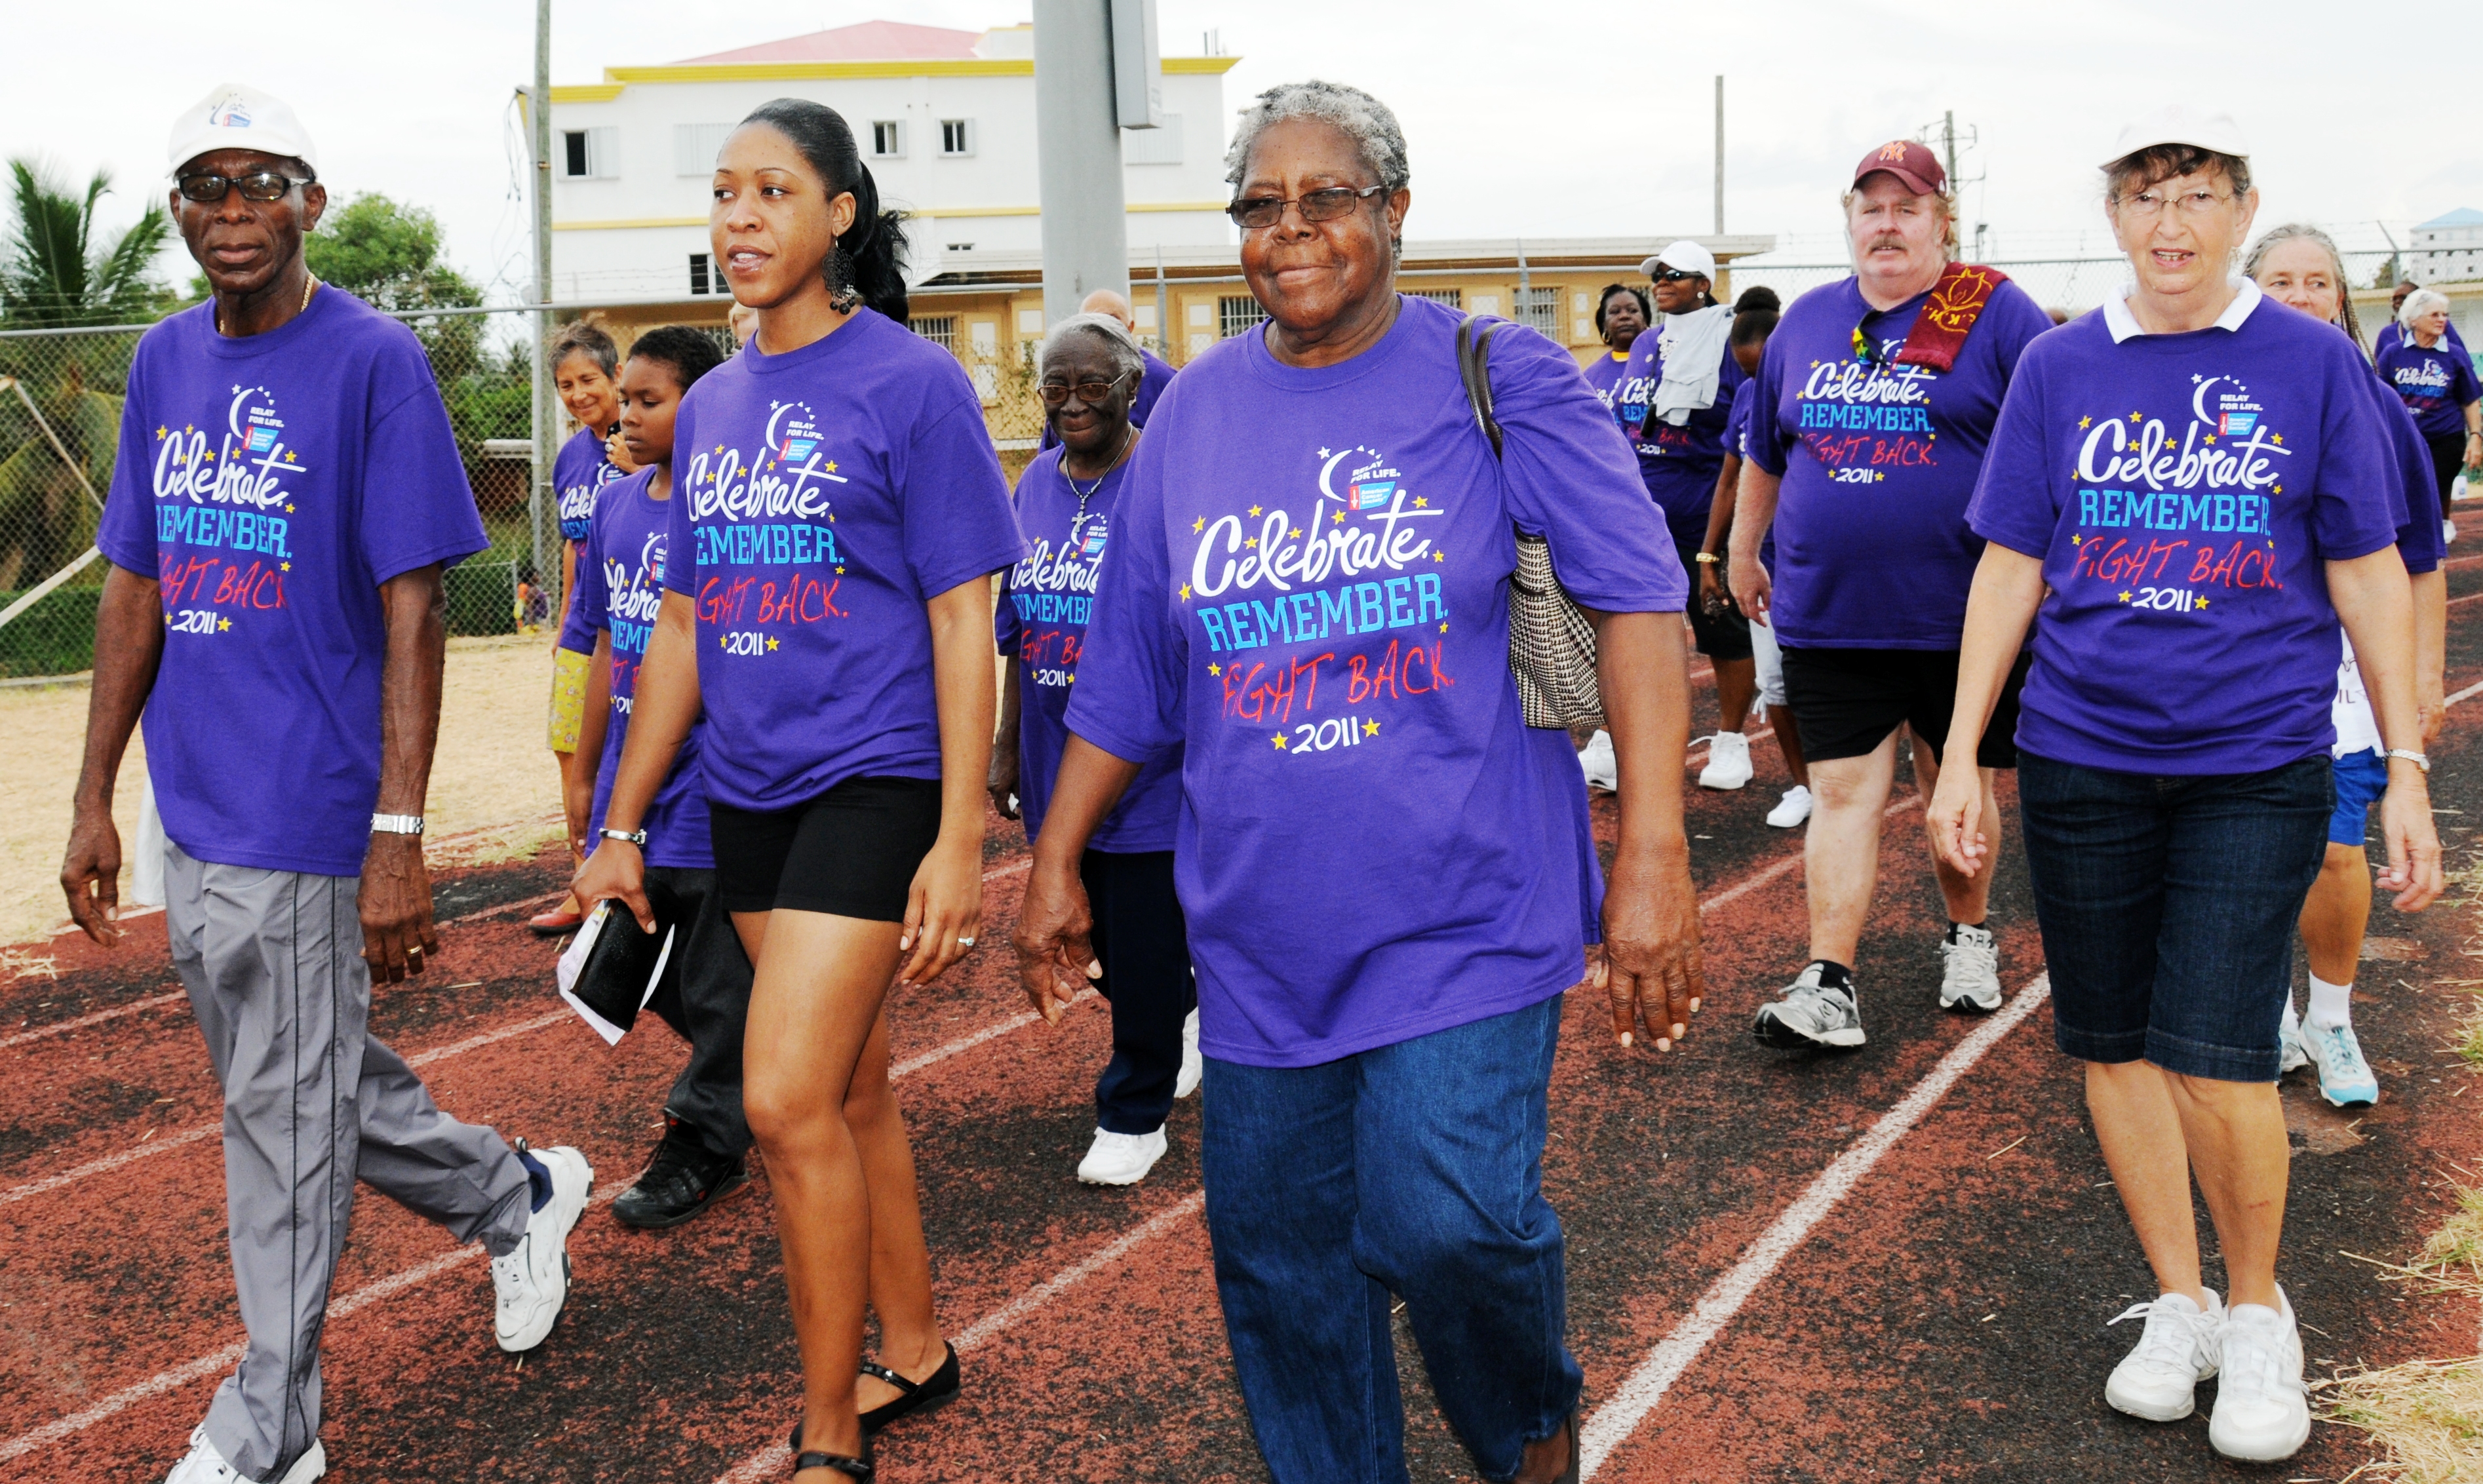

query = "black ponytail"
[{"left": 739, "top": 98, "right": 912, "bottom": 322}]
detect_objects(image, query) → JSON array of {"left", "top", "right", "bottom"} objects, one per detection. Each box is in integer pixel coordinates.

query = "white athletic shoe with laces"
[
  {"left": 1078, "top": 1126, "right": 1168, "bottom": 1186},
  {"left": 1578, "top": 730, "right": 1618, "bottom": 792},
  {"left": 2210, "top": 1287, "right": 2311, "bottom": 1461},
  {"left": 2278, "top": 1016, "right": 2310, "bottom": 1074},
  {"left": 1752, "top": 963, "right": 1864, "bottom": 1049},
  {"left": 165, "top": 1426, "right": 326, "bottom": 1484},
  {"left": 2446, "top": 517, "right": 2459, "bottom": 547},
  {"left": 493, "top": 1142, "right": 592, "bottom": 1352},
  {"left": 1938, "top": 924, "right": 2003, "bottom": 1013},
  {"left": 1698, "top": 730, "right": 1753, "bottom": 791},
  {"left": 1175, "top": 1007, "right": 1202, "bottom": 1099},
  {"left": 2103, "top": 1288, "right": 2223, "bottom": 1422},
  {"left": 1765, "top": 784, "right": 1813, "bottom": 828},
  {"left": 2300, "top": 1021, "right": 2379, "bottom": 1107}
]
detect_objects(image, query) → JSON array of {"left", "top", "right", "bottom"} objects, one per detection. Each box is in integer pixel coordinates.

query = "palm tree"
[{"left": 0, "top": 158, "right": 172, "bottom": 329}]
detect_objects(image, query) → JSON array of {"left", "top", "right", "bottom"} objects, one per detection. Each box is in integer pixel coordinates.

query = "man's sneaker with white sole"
[
  {"left": 2278, "top": 1014, "right": 2310, "bottom": 1074},
  {"left": 1751, "top": 963, "right": 1864, "bottom": 1049},
  {"left": 1698, "top": 731, "right": 1753, "bottom": 790},
  {"left": 165, "top": 1426, "right": 326, "bottom": 1484},
  {"left": 2210, "top": 1288, "right": 2311, "bottom": 1461},
  {"left": 1578, "top": 729, "right": 1618, "bottom": 792},
  {"left": 1765, "top": 784, "right": 1813, "bottom": 828},
  {"left": 2300, "top": 1021, "right": 2379, "bottom": 1107},
  {"left": 1938, "top": 924, "right": 2003, "bottom": 1013},
  {"left": 1078, "top": 1127, "right": 1167, "bottom": 1186},
  {"left": 2103, "top": 1288, "right": 2223, "bottom": 1421},
  {"left": 493, "top": 1141, "right": 592, "bottom": 1352},
  {"left": 1175, "top": 1008, "right": 1202, "bottom": 1099}
]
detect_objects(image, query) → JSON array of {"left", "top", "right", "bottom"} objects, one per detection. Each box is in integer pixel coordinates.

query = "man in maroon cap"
[{"left": 1727, "top": 140, "right": 2058, "bottom": 1051}]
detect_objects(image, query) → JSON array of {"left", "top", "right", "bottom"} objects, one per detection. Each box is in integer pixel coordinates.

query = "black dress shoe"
[{"left": 612, "top": 1118, "right": 747, "bottom": 1229}]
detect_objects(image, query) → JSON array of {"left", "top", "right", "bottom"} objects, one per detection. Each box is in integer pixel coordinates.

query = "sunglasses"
[
  {"left": 1224, "top": 184, "right": 1388, "bottom": 230},
  {"left": 1651, "top": 267, "right": 1706, "bottom": 283},
  {"left": 1038, "top": 370, "right": 1137, "bottom": 408},
  {"left": 176, "top": 170, "right": 315, "bottom": 205}
]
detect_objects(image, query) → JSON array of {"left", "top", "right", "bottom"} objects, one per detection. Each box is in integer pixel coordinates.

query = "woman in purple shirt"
[
  {"left": 2377, "top": 287, "right": 2483, "bottom": 536},
  {"left": 1013, "top": 81, "right": 1702, "bottom": 1484},
  {"left": 1581, "top": 281, "right": 1648, "bottom": 422},
  {"left": 1930, "top": 108, "right": 2443, "bottom": 1465},
  {"left": 575, "top": 100, "right": 1023, "bottom": 1479}
]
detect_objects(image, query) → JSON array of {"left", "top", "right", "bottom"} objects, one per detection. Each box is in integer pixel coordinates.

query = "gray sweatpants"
[{"left": 166, "top": 842, "right": 532, "bottom": 1481}]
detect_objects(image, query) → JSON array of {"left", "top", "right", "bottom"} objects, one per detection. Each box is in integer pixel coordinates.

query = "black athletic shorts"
[
  {"left": 708, "top": 776, "right": 943, "bottom": 920},
  {"left": 1779, "top": 645, "right": 2031, "bottom": 768},
  {"left": 1677, "top": 541, "right": 1753, "bottom": 661}
]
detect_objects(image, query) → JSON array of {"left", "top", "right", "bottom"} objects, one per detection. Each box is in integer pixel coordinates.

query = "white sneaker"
[
  {"left": 1077, "top": 1126, "right": 1167, "bottom": 1186},
  {"left": 165, "top": 1427, "right": 326, "bottom": 1484},
  {"left": 2210, "top": 1288, "right": 2311, "bottom": 1461},
  {"left": 2301, "top": 1020, "right": 2379, "bottom": 1107},
  {"left": 2104, "top": 1288, "right": 2223, "bottom": 1421},
  {"left": 1698, "top": 730, "right": 1753, "bottom": 790},
  {"left": 1175, "top": 1007, "right": 1202, "bottom": 1099},
  {"left": 2446, "top": 517, "right": 2459, "bottom": 546},
  {"left": 1938, "top": 924, "right": 2003, "bottom": 1013},
  {"left": 2278, "top": 1014, "right": 2309, "bottom": 1074},
  {"left": 1751, "top": 963, "right": 1865, "bottom": 1049},
  {"left": 1765, "top": 784, "right": 1813, "bottom": 828},
  {"left": 493, "top": 1142, "right": 592, "bottom": 1352},
  {"left": 1578, "top": 729, "right": 1618, "bottom": 792}
]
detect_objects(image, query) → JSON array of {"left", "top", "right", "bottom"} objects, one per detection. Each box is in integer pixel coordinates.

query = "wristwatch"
[
  {"left": 370, "top": 813, "right": 425, "bottom": 835},
  {"left": 600, "top": 827, "right": 648, "bottom": 846},
  {"left": 2385, "top": 749, "right": 2431, "bottom": 773}
]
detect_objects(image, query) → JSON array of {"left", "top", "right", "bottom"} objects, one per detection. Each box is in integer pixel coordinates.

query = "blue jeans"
[
  {"left": 1201, "top": 994, "right": 1580, "bottom": 1483},
  {"left": 2017, "top": 751, "right": 2330, "bottom": 1082}
]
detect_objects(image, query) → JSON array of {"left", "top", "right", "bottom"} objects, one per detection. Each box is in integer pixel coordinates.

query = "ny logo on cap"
[{"left": 1877, "top": 143, "right": 1909, "bottom": 162}]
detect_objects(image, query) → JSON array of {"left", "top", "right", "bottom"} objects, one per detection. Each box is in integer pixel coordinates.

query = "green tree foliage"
[
  {"left": 0, "top": 158, "right": 172, "bottom": 328},
  {"left": 302, "top": 193, "right": 480, "bottom": 313}
]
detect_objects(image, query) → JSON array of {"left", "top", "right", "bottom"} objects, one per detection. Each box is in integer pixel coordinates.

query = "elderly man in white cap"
[{"left": 60, "top": 84, "right": 590, "bottom": 1484}]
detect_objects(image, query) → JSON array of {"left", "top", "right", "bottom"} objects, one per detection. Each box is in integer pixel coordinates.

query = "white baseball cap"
[
  {"left": 168, "top": 83, "right": 320, "bottom": 175},
  {"left": 1639, "top": 239, "right": 1717, "bottom": 279},
  {"left": 2101, "top": 104, "right": 2248, "bottom": 168}
]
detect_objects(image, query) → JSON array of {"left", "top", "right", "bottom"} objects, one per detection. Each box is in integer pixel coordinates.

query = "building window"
[
  {"left": 673, "top": 123, "right": 733, "bottom": 177},
  {"left": 872, "top": 121, "right": 905, "bottom": 158},
  {"left": 1407, "top": 288, "right": 1462, "bottom": 308},
  {"left": 1219, "top": 295, "right": 1268, "bottom": 338},
  {"left": 909, "top": 316, "right": 956, "bottom": 349},
  {"left": 688, "top": 254, "right": 728, "bottom": 296},
  {"left": 945, "top": 241, "right": 975, "bottom": 252},
  {"left": 1515, "top": 286, "right": 1561, "bottom": 340},
  {"left": 1123, "top": 114, "right": 1184, "bottom": 166},
  {"left": 560, "top": 127, "right": 616, "bottom": 180},
  {"left": 940, "top": 119, "right": 975, "bottom": 157}
]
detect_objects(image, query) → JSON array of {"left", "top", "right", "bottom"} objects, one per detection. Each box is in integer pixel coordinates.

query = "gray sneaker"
[
  {"left": 1938, "top": 924, "right": 2003, "bottom": 1013},
  {"left": 1753, "top": 963, "right": 1866, "bottom": 1049}
]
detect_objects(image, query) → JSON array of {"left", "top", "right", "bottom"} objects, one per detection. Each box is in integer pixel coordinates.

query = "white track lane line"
[
  {"left": 0, "top": 989, "right": 186, "bottom": 1051},
  {"left": 712, "top": 1190, "right": 1211, "bottom": 1484},
  {"left": 1579, "top": 973, "right": 2053, "bottom": 1479}
]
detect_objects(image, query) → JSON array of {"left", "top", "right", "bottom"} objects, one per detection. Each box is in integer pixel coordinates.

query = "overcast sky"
[{"left": 9, "top": 0, "right": 2478, "bottom": 299}]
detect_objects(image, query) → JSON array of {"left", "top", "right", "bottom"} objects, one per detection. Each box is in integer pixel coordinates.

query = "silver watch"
[
  {"left": 600, "top": 827, "right": 648, "bottom": 846},
  {"left": 2385, "top": 749, "right": 2431, "bottom": 773},
  {"left": 370, "top": 813, "right": 425, "bottom": 835}
]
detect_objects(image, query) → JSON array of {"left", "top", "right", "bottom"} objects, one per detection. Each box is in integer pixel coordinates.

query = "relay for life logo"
[
  {"left": 2062, "top": 372, "right": 2292, "bottom": 614},
  {"left": 147, "top": 383, "right": 306, "bottom": 632},
  {"left": 1180, "top": 441, "right": 1457, "bottom": 756},
  {"left": 678, "top": 397, "right": 855, "bottom": 648}
]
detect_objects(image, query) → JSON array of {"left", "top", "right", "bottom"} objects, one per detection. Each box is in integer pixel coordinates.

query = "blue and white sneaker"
[
  {"left": 2299, "top": 1022, "right": 2378, "bottom": 1108},
  {"left": 2278, "top": 1019, "right": 2309, "bottom": 1075}
]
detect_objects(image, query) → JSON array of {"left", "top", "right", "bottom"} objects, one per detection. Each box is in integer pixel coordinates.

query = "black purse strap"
[{"left": 1457, "top": 315, "right": 1504, "bottom": 460}]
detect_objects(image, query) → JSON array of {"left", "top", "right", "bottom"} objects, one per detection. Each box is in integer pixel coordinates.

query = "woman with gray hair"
[
  {"left": 1013, "top": 78, "right": 1702, "bottom": 1484},
  {"left": 2375, "top": 286, "right": 2482, "bottom": 537},
  {"left": 990, "top": 311, "right": 1201, "bottom": 1187}
]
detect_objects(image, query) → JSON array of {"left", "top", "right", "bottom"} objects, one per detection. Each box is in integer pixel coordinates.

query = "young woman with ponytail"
[{"left": 574, "top": 98, "right": 1025, "bottom": 1481}]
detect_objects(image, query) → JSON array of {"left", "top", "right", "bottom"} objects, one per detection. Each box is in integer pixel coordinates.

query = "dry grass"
[
  {"left": 2324, "top": 1359, "right": 2483, "bottom": 1483},
  {"left": 0, "top": 635, "right": 567, "bottom": 946}
]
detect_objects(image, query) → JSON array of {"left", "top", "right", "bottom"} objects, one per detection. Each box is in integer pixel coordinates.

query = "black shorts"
[
  {"left": 1678, "top": 541, "right": 1753, "bottom": 661},
  {"left": 708, "top": 776, "right": 943, "bottom": 920},
  {"left": 1780, "top": 645, "right": 2030, "bottom": 768}
]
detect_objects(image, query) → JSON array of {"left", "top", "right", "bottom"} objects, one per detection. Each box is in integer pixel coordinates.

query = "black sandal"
[
  {"left": 791, "top": 1343, "right": 961, "bottom": 1449},
  {"left": 792, "top": 1451, "right": 871, "bottom": 1481}
]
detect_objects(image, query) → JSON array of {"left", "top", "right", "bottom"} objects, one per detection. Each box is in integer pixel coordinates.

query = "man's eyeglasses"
[
  {"left": 1037, "top": 370, "right": 1137, "bottom": 407},
  {"left": 176, "top": 170, "right": 315, "bottom": 205},
  {"left": 1651, "top": 267, "right": 1705, "bottom": 283},
  {"left": 2112, "top": 189, "right": 2232, "bottom": 220},
  {"left": 1224, "top": 184, "right": 1388, "bottom": 230}
]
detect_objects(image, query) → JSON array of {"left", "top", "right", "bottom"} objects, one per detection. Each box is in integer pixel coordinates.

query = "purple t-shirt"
[
  {"left": 1038, "top": 348, "right": 1178, "bottom": 453},
  {"left": 2364, "top": 355, "right": 2448, "bottom": 575},
  {"left": 573, "top": 468, "right": 712, "bottom": 869},
  {"left": 1723, "top": 390, "right": 1776, "bottom": 569},
  {"left": 96, "top": 290, "right": 488, "bottom": 876},
  {"left": 1063, "top": 295, "right": 1683, "bottom": 1068},
  {"left": 1624, "top": 318, "right": 1746, "bottom": 545},
  {"left": 555, "top": 425, "right": 622, "bottom": 543},
  {"left": 1966, "top": 290, "right": 2402, "bottom": 775},
  {"left": 996, "top": 447, "right": 1183, "bottom": 851},
  {"left": 1746, "top": 274, "right": 2054, "bottom": 649},
  {"left": 2375, "top": 334, "right": 2482, "bottom": 440},
  {"left": 2374, "top": 317, "right": 2467, "bottom": 362},
  {"left": 1581, "top": 349, "right": 1630, "bottom": 422},
  {"left": 663, "top": 308, "right": 1025, "bottom": 812}
]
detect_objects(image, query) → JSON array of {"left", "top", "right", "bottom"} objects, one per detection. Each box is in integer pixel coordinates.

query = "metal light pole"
[
  {"left": 1712, "top": 75, "right": 1725, "bottom": 235},
  {"left": 528, "top": 0, "right": 555, "bottom": 606},
  {"left": 1034, "top": 0, "right": 1129, "bottom": 327}
]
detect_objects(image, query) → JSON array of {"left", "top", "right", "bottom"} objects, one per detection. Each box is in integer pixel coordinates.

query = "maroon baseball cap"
[{"left": 1851, "top": 139, "right": 1946, "bottom": 196}]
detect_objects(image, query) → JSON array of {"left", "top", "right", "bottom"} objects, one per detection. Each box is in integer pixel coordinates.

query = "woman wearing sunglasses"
[
  {"left": 989, "top": 312, "right": 1200, "bottom": 1188},
  {"left": 1015, "top": 79, "right": 1700, "bottom": 1484}
]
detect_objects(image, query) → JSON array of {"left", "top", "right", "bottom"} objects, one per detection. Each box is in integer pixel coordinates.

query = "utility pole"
[
  {"left": 528, "top": 0, "right": 554, "bottom": 606},
  {"left": 1713, "top": 75, "right": 1725, "bottom": 235},
  {"left": 1941, "top": 109, "right": 1959, "bottom": 194},
  {"left": 1034, "top": 0, "right": 1130, "bottom": 328}
]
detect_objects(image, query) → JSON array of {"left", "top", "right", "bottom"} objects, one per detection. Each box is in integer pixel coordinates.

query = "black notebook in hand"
[{"left": 556, "top": 899, "right": 675, "bottom": 1045}]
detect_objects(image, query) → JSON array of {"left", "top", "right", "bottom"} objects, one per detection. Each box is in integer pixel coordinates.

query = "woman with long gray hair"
[{"left": 1015, "top": 79, "right": 1702, "bottom": 1483}]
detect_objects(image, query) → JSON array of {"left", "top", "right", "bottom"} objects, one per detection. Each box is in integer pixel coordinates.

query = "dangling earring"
[{"left": 827, "top": 241, "right": 860, "bottom": 314}]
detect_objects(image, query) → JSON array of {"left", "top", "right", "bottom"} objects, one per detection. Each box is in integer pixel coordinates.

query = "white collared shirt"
[{"left": 2102, "top": 276, "right": 2263, "bottom": 343}]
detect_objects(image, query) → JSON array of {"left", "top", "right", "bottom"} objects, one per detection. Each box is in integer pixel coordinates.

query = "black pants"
[
  {"left": 639, "top": 866, "right": 755, "bottom": 1156},
  {"left": 2425, "top": 431, "right": 2467, "bottom": 520},
  {"left": 1082, "top": 849, "right": 1198, "bottom": 1135}
]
